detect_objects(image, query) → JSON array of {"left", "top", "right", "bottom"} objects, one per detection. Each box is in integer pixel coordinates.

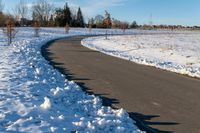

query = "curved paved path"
[{"left": 42, "top": 36, "right": 200, "bottom": 133}]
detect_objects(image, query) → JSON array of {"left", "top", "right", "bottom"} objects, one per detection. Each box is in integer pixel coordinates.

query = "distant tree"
[
  {"left": 103, "top": 11, "right": 112, "bottom": 39},
  {"left": 120, "top": 22, "right": 129, "bottom": 34},
  {"left": 15, "top": 0, "right": 28, "bottom": 26},
  {"left": 70, "top": 7, "right": 77, "bottom": 27},
  {"left": 33, "top": 20, "right": 40, "bottom": 37},
  {"left": 76, "top": 7, "right": 84, "bottom": 27},
  {"left": 55, "top": 3, "right": 72, "bottom": 27},
  {"left": 54, "top": 8, "right": 65, "bottom": 26},
  {"left": 111, "top": 18, "right": 121, "bottom": 28},
  {"left": 48, "top": 14, "right": 54, "bottom": 27},
  {"left": 88, "top": 23, "right": 92, "bottom": 33},
  {"left": 103, "top": 10, "right": 112, "bottom": 28},
  {"left": 0, "top": 12, "right": 6, "bottom": 26},
  {"left": 70, "top": 17, "right": 76, "bottom": 27},
  {"left": 94, "top": 14, "right": 104, "bottom": 28},
  {"left": 64, "top": 23, "right": 70, "bottom": 33},
  {"left": 130, "top": 21, "right": 138, "bottom": 29},
  {"left": 88, "top": 17, "right": 95, "bottom": 28},
  {"left": 3, "top": 17, "right": 17, "bottom": 45},
  {"left": 0, "top": 0, "right": 4, "bottom": 13},
  {"left": 32, "top": 0, "right": 54, "bottom": 26},
  {"left": 95, "top": 15, "right": 104, "bottom": 24},
  {"left": 63, "top": 3, "right": 72, "bottom": 26},
  {"left": 88, "top": 18, "right": 94, "bottom": 33},
  {"left": 0, "top": 0, "right": 5, "bottom": 26}
]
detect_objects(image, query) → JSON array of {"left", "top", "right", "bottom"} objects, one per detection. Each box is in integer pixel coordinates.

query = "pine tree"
[
  {"left": 76, "top": 7, "right": 84, "bottom": 27},
  {"left": 130, "top": 21, "right": 138, "bottom": 29},
  {"left": 55, "top": 8, "right": 65, "bottom": 26},
  {"left": 63, "top": 3, "right": 72, "bottom": 26},
  {"left": 48, "top": 14, "right": 54, "bottom": 26},
  {"left": 54, "top": 3, "right": 72, "bottom": 27}
]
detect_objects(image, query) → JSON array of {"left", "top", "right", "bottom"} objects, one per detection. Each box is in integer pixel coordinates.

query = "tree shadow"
[
  {"left": 129, "top": 112, "right": 179, "bottom": 133},
  {"left": 41, "top": 36, "right": 179, "bottom": 133}
]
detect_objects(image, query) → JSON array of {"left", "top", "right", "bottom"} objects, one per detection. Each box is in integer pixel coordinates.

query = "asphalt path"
[{"left": 42, "top": 36, "right": 200, "bottom": 133}]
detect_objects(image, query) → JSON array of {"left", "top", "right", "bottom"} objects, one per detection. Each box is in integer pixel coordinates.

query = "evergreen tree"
[
  {"left": 76, "top": 7, "right": 84, "bottom": 27},
  {"left": 55, "top": 8, "right": 65, "bottom": 26},
  {"left": 48, "top": 14, "right": 54, "bottom": 26},
  {"left": 70, "top": 17, "right": 76, "bottom": 27},
  {"left": 130, "top": 21, "right": 138, "bottom": 29},
  {"left": 54, "top": 3, "right": 72, "bottom": 27},
  {"left": 63, "top": 3, "right": 72, "bottom": 26},
  {"left": 70, "top": 12, "right": 77, "bottom": 27}
]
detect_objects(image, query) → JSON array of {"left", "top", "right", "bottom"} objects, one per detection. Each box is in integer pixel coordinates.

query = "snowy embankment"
[
  {"left": 82, "top": 33, "right": 200, "bottom": 78},
  {"left": 0, "top": 28, "right": 144, "bottom": 133}
]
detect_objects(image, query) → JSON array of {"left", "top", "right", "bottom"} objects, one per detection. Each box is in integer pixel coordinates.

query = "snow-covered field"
[
  {"left": 0, "top": 28, "right": 146, "bottom": 133},
  {"left": 82, "top": 33, "right": 200, "bottom": 78}
]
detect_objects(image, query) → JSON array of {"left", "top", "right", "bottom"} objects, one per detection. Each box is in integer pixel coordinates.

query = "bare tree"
[
  {"left": 103, "top": 10, "right": 112, "bottom": 28},
  {"left": 32, "top": 0, "right": 54, "bottom": 26},
  {"left": 33, "top": 20, "right": 40, "bottom": 37},
  {"left": 64, "top": 23, "right": 70, "bottom": 33},
  {"left": 15, "top": 0, "right": 28, "bottom": 26},
  {"left": 94, "top": 15, "right": 104, "bottom": 28},
  {"left": 103, "top": 11, "right": 112, "bottom": 39},
  {"left": 3, "top": 17, "right": 17, "bottom": 45},
  {"left": 0, "top": 0, "right": 4, "bottom": 13},
  {"left": 89, "top": 23, "right": 92, "bottom": 34},
  {"left": 120, "top": 22, "right": 129, "bottom": 34}
]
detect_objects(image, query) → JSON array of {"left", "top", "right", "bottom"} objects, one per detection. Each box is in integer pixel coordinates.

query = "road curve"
[{"left": 42, "top": 36, "right": 200, "bottom": 133}]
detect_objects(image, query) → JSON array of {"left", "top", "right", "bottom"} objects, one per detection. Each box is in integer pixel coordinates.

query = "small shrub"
[
  {"left": 2, "top": 17, "right": 17, "bottom": 45},
  {"left": 65, "top": 23, "right": 70, "bottom": 33},
  {"left": 33, "top": 20, "right": 40, "bottom": 37},
  {"left": 89, "top": 24, "right": 92, "bottom": 34}
]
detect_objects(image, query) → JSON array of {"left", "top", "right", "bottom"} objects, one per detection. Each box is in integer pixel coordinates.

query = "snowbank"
[
  {"left": 0, "top": 28, "right": 144, "bottom": 132},
  {"left": 82, "top": 33, "right": 200, "bottom": 78}
]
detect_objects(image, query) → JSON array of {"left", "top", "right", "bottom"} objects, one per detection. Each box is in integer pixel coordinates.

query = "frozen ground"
[
  {"left": 0, "top": 28, "right": 146, "bottom": 133},
  {"left": 82, "top": 33, "right": 200, "bottom": 78}
]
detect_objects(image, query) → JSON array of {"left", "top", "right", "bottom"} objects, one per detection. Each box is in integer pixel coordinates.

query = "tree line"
[
  {"left": 0, "top": 0, "right": 199, "bottom": 31},
  {"left": 0, "top": 0, "right": 137, "bottom": 29},
  {"left": 88, "top": 13, "right": 138, "bottom": 29},
  {"left": 0, "top": 0, "right": 85, "bottom": 27}
]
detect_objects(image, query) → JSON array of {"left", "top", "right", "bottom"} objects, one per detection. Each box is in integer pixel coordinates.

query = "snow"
[
  {"left": 0, "top": 27, "right": 145, "bottom": 133},
  {"left": 82, "top": 33, "right": 200, "bottom": 78},
  {"left": 40, "top": 97, "right": 51, "bottom": 110}
]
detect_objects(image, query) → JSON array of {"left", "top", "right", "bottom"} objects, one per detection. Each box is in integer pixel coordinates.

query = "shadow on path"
[{"left": 41, "top": 38, "right": 179, "bottom": 133}]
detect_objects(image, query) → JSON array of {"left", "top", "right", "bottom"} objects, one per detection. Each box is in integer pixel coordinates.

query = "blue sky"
[{"left": 2, "top": 0, "right": 200, "bottom": 26}]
